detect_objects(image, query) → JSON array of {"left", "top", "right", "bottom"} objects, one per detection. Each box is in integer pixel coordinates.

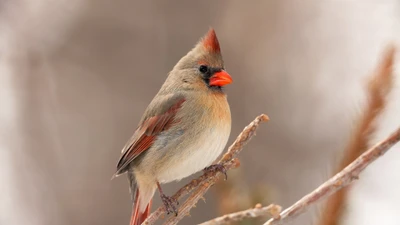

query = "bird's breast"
[
  {"left": 156, "top": 93, "right": 231, "bottom": 183},
  {"left": 156, "top": 122, "right": 231, "bottom": 183}
]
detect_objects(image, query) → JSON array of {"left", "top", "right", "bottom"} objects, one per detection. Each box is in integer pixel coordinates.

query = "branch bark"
[
  {"left": 142, "top": 114, "right": 270, "bottom": 225},
  {"left": 199, "top": 204, "right": 281, "bottom": 225},
  {"left": 263, "top": 126, "right": 400, "bottom": 225}
]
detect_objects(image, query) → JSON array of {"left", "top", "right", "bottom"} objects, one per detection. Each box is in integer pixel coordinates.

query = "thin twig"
[
  {"left": 263, "top": 126, "right": 400, "bottom": 225},
  {"left": 319, "top": 45, "right": 395, "bottom": 225},
  {"left": 199, "top": 204, "right": 282, "bottom": 225},
  {"left": 143, "top": 114, "right": 270, "bottom": 225}
]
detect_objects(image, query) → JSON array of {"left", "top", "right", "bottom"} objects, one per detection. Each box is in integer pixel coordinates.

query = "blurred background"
[{"left": 1, "top": 1, "right": 400, "bottom": 225}]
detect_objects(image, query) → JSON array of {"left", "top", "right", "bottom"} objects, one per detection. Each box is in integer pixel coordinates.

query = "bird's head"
[{"left": 166, "top": 28, "right": 232, "bottom": 92}]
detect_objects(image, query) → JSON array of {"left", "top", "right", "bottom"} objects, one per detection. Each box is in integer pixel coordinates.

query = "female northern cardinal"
[{"left": 113, "top": 28, "right": 232, "bottom": 225}]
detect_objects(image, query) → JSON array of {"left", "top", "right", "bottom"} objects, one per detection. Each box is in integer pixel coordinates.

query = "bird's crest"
[{"left": 201, "top": 28, "right": 221, "bottom": 53}]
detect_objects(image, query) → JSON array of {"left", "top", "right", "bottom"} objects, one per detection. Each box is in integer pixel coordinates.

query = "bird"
[{"left": 113, "top": 28, "right": 233, "bottom": 225}]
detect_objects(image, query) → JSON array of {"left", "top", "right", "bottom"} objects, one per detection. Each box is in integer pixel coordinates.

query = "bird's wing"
[{"left": 114, "top": 94, "right": 186, "bottom": 176}]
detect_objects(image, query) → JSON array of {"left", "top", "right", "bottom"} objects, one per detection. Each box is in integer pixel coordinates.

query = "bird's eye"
[{"left": 199, "top": 65, "right": 209, "bottom": 73}]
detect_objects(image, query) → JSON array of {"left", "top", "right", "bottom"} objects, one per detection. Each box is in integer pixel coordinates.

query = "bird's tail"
[
  {"left": 130, "top": 189, "right": 152, "bottom": 225},
  {"left": 128, "top": 170, "right": 153, "bottom": 225}
]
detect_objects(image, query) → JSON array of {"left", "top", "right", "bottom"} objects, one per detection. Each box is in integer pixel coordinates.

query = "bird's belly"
[{"left": 156, "top": 127, "right": 230, "bottom": 183}]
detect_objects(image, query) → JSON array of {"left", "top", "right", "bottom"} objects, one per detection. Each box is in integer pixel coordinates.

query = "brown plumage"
[{"left": 113, "top": 28, "right": 232, "bottom": 225}]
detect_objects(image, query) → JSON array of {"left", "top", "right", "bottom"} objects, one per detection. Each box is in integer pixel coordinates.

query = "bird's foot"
[
  {"left": 204, "top": 163, "right": 228, "bottom": 180},
  {"left": 160, "top": 194, "right": 179, "bottom": 216}
]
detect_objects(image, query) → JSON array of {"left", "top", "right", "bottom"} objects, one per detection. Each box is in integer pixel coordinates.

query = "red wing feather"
[{"left": 115, "top": 98, "right": 185, "bottom": 175}]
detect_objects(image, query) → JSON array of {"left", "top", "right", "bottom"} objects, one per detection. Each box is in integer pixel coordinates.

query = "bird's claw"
[
  {"left": 161, "top": 194, "right": 179, "bottom": 216},
  {"left": 204, "top": 163, "right": 228, "bottom": 180}
]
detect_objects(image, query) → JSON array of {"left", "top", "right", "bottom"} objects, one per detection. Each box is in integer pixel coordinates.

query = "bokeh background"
[{"left": 1, "top": 1, "right": 400, "bottom": 225}]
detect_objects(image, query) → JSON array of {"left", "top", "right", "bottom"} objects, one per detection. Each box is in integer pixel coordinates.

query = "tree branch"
[
  {"left": 318, "top": 45, "right": 395, "bottom": 225},
  {"left": 263, "top": 126, "right": 400, "bottom": 225},
  {"left": 199, "top": 203, "right": 282, "bottom": 225},
  {"left": 142, "top": 114, "right": 270, "bottom": 225}
]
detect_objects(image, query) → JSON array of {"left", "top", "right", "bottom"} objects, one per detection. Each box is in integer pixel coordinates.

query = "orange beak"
[{"left": 209, "top": 70, "right": 233, "bottom": 87}]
